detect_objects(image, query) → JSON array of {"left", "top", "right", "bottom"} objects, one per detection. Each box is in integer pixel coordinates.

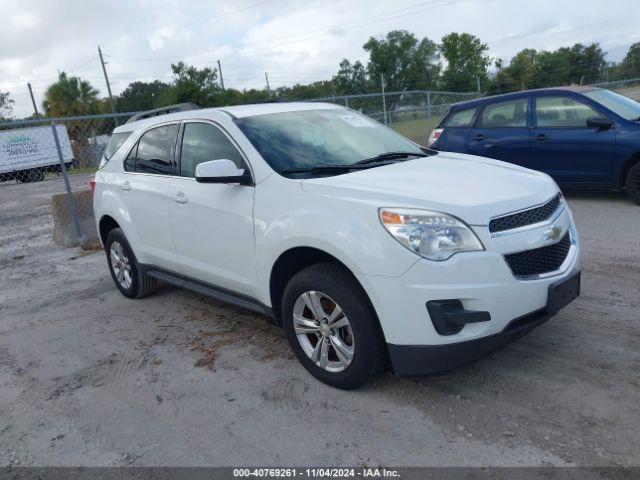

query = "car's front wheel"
[
  {"left": 282, "top": 262, "right": 386, "bottom": 389},
  {"left": 625, "top": 162, "right": 640, "bottom": 205},
  {"left": 105, "top": 228, "right": 157, "bottom": 299}
]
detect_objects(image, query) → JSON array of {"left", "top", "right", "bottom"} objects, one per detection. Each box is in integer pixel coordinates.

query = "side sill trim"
[{"left": 139, "top": 264, "right": 276, "bottom": 321}]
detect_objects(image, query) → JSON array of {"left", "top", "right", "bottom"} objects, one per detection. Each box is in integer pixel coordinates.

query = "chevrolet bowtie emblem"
[{"left": 544, "top": 225, "right": 562, "bottom": 242}]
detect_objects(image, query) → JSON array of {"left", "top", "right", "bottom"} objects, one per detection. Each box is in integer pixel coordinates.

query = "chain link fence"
[
  {"left": 0, "top": 113, "right": 134, "bottom": 255},
  {"left": 308, "top": 90, "right": 479, "bottom": 144},
  {"left": 591, "top": 77, "right": 640, "bottom": 101},
  {"left": 2, "top": 80, "right": 639, "bottom": 255}
]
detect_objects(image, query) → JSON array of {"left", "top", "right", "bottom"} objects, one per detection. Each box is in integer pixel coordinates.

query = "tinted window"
[
  {"left": 124, "top": 142, "right": 137, "bottom": 172},
  {"left": 443, "top": 108, "right": 476, "bottom": 127},
  {"left": 105, "top": 132, "right": 131, "bottom": 160},
  {"left": 180, "top": 123, "right": 244, "bottom": 177},
  {"left": 536, "top": 96, "right": 601, "bottom": 127},
  {"left": 480, "top": 98, "right": 528, "bottom": 127},
  {"left": 135, "top": 124, "right": 179, "bottom": 175}
]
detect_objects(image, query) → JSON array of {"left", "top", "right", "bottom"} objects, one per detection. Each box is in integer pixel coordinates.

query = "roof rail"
[{"left": 126, "top": 103, "right": 201, "bottom": 124}]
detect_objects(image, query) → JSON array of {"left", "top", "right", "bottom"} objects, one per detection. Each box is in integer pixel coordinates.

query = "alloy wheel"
[
  {"left": 292, "top": 291, "right": 354, "bottom": 372},
  {"left": 109, "top": 241, "right": 132, "bottom": 289}
]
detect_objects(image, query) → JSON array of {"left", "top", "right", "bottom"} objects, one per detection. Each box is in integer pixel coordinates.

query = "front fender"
[{"left": 253, "top": 179, "right": 419, "bottom": 306}]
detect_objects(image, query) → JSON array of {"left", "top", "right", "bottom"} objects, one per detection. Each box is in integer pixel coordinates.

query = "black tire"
[
  {"left": 625, "top": 162, "right": 640, "bottom": 205},
  {"left": 105, "top": 228, "right": 157, "bottom": 299},
  {"left": 31, "top": 169, "right": 45, "bottom": 182},
  {"left": 281, "top": 262, "right": 387, "bottom": 389}
]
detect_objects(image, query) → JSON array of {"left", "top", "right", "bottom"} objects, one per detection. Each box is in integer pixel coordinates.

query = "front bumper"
[
  {"left": 388, "top": 269, "right": 580, "bottom": 376},
  {"left": 354, "top": 205, "right": 581, "bottom": 374},
  {"left": 388, "top": 308, "right": 551, "bottom": 376}
]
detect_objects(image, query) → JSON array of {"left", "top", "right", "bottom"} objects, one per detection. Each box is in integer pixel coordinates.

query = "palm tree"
[
  {"left": 43, "top": 72, "right": 99, "bottom": 117},
  {"left": 43, "top": 73, "right": 101, "bottom": 167}
]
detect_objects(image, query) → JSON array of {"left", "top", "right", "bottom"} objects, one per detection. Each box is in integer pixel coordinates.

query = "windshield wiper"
[
  {"left": 352, "top": 151, "right": 428, "bottom": 166},
  {"left": 281, "top": 164, "right": 369, "bottom": 175},
  {"left": 281, "top": 151, "right": 431, "bottom": 175}
]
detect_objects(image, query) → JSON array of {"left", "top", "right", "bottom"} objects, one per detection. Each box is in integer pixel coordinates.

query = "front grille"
[
  {"left": 504, "top": 232, "right": 571, "bottom": 278},
  {"left": 489, "top": 194, "right": 561, "bottom": 233}
]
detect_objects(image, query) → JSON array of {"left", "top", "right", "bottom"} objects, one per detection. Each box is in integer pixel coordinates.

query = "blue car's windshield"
[{"left": 584, "top": 89, "right": 640, "bottom": 121}]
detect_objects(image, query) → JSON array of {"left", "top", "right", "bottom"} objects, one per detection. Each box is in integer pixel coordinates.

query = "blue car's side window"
[
  {"left": 535, "top": 96, "right": 601, "bottom": 128},
  {"left": 443, "top": 107, "right": 477, "bottom": 127},
  {"left": 479, "top": 99, "right": 529, "bottom": 128}
]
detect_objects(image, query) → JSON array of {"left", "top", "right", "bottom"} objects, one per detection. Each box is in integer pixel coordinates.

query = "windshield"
[
  {"left": 583, "top": 89, "right": 640, "bottom": 120},
  {"left": 234, "top": 109, "right": 426, "bottom": 176}
]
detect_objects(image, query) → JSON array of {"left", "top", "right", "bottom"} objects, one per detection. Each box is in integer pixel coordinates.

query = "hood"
[{"left": 300, "top": 152, "right": 559, "bottom": 225}]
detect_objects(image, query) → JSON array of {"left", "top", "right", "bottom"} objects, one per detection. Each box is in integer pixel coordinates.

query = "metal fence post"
[
  {"left": 426, "top": 91, "right": 432, "bottom": 141},
  {"left": 345, "top": 97, "right": 349, "bottom": 109},
  {"left": 51, "top": 122, "right": 84, "bottom": 247},
  {"left": 381, "top": 74, "right": 388, "bottom": 125}
]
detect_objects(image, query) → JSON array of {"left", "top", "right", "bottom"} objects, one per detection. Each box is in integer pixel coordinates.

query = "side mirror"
[
  {"left": 195, "top": 159, "right": 252, "bottom": 184},
  {"left": 586, "top": 116, "right": 613, "bottom": 130}
]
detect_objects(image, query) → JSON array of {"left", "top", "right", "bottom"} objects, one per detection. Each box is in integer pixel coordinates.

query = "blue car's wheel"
[{"left": 626, "top": 162, "right": 640, "bottom": 205}]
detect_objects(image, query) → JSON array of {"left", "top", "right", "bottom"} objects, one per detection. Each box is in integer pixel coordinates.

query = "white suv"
[{"left": 93, "top": 102, "right": 581, "bottom": 389}]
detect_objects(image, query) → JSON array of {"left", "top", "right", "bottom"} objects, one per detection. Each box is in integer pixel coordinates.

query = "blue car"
[{"left": 429, "top": 86, "right": 640, "bottom": 204}]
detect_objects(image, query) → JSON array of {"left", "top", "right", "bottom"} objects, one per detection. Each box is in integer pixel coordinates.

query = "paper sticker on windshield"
[
  {"left": 300, "top": 125, "right": 324, "bottom": 146},
  {"left": 340, "top": 114, "right": 376, "bottom": 128}
]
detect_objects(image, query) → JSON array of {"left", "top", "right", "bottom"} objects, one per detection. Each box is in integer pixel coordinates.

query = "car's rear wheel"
[
  {"left": 281, "top": 262, "right": 386, "bottom": 389},
  {"left": 625, "top": 162, "right": 640, "bottom": 205},
  {"left": 105, "top": 228, "right": 157, "bottom": 299}
]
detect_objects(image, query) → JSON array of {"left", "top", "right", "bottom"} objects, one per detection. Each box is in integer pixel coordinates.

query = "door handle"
[
  {"left": 119, "top": 181, "right": 131, "bottom": 191},
  {"left": 474, "top": 134, "right": 487, "bottom": 141},
  {"left": 171, "top": 191, "right": 188, "bottom": 204},
  {"left": 535, "top": 134, "right": 549, "bottom": 141}
]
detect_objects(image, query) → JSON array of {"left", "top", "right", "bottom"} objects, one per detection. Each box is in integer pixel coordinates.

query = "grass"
[{"left": 388, "top": 116, "right": 443, "bottom": 145}]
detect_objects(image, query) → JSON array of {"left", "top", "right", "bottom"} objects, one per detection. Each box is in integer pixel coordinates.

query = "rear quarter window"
[
  {"left": 104, "top": 132, "right": 132, "bottom": 160},
  {"left": 442, "top": 107, "right": 477, "bottom": 127}
]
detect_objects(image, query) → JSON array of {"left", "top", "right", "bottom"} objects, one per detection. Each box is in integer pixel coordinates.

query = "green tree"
[
  {"left": 0, "top": 91, "right": 14, "bottom": 120},
  {"left": 439, "top": 32, "right": 490, "bottom": 92},
  {"left": 621, "top": 42, "right": 640, "bottom": 78},
  {"left": 116, "top": 80, "right": 171, "bottom": 112},
  {"left": 42, "top": 73, "right": 101, "bottom": 166},
  {"left": 43, "top": 72, "right": 100, "bottom": 117},
  {"left": 490, "top": 49, "right": 538, "bottom": 93},
  {"left": 160, "top": 61, "right": 221, "bottom": 107},
  {"left": 333, "top": 59, "right": 368, "bottom": 95},
  {"left": 363, "top": 30, "right": 440, "bottom": 91}
]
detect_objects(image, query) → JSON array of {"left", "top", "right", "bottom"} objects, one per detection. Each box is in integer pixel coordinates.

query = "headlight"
[{"left": 379, "top": 208, "right": 484, "bottom": 261}]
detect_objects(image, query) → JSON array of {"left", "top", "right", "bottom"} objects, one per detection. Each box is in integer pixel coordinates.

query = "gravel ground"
[{"left": 0, "top": 175, "right": 638, "bottom": 467}]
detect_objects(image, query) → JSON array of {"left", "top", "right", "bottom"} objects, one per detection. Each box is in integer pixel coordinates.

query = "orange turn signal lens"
[{"left": 381, "top": 210, "right": 403, "bottom": 225}]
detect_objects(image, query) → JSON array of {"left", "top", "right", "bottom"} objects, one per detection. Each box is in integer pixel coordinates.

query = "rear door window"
[
  {"left": 443, "top": 107, "right": 477, "bottom": 127},
  {"left": 535, "top": 96, "right": 601, "bottom": 127},
  {"left": 133, "top": 124, "right": 179, "bottom": 175},
  {"left": 480, "top": 98, "right": 529, "bottom": 127}
]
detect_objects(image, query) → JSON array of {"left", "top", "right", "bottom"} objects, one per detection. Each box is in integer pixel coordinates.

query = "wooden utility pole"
[
  {"left": 218, "top": 59, "right": 225, "bottom": 92},
  {"left": 98, "top": 46, "right": 118, "bottom": 124},
  {"left": 27, "top": 83, "right": 39, "bottom": 118}
]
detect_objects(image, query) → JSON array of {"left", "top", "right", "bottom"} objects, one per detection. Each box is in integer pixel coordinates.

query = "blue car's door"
[
  {"left": 466, "top": 96, "right": 532, "bottom": 168},
  {"left": 531, "top": 94, "right": 615, "bottom": 185}
]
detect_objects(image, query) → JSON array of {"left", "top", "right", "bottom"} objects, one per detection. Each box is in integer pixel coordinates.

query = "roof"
[
  {"left": 450, "top": 85, "right": 602, "bottom": 110},
  {"left": 116, "top": 101, "right": 344, "bottom": 132}
]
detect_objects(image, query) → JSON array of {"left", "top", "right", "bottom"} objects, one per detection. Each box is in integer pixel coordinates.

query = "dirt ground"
[{"left": 0, "top": 175, "right": 638, "bottom": 467}]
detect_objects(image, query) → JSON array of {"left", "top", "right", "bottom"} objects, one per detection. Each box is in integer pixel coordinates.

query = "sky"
[{"left": 1, "top": 0, "right": 639, "bottom": 117}]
